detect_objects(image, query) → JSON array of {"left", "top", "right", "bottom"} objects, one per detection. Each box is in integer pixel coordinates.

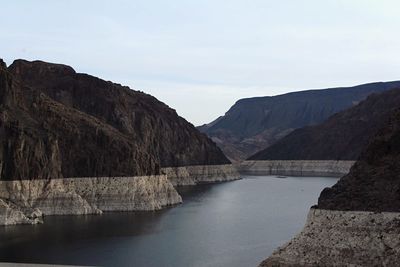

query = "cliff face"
[
  {"left": 260, "top": 109, "right": 400, "bottom": 266},
  {"left": 0, "top": 58, "right": 236, "bottom": 225},
  {"left": 318, "top": 109, "right": 400, "bottom": 212},
  {"left": 8, "top": 59, "right": 230, "bottom": 169},
  {"left": 250, "top": 88, "right": 400, "bottom": 161},
  {"left": 239, "top": 160, "right": 355, "bottom": 177},
  {"left": 0, "top": 175, "right": 182, "bottom": 225},
  {"left": 199, "top": 82, "right": 400, "bottom": 161},
  {"left": 261, "top": 209, "right": 400, "bottom": 267},
  {"left": 0, "top": 59, "right": 230, "bottom": 181}
]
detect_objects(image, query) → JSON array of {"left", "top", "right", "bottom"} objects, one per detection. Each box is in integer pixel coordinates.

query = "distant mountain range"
[
  {"left": 198, "top": 81, "right": 400, "bottom": 161},
  {"left": 250, "top": 88, "right": 400, "bottom": 161}
]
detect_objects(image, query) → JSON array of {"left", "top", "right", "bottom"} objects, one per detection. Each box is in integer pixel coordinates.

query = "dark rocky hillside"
[
  {"left": 249, "top": 88, "right": 400, "bottom": 161},
  {"left": 0, "top": 59, "right": 229, "bottom": 181},
  {"left": 318, "top": 108, "right": 400, "bottom": 212},
  {"left": 199, "top": 82, "right": 400, "bottom": 161}
]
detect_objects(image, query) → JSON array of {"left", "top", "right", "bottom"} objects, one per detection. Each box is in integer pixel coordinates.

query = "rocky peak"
[
  {"left": 0, "top": 59, "right": 6, "bottom": 70},
  {"left": 9, "top": 59, "right": 76, "bottom": 80}
]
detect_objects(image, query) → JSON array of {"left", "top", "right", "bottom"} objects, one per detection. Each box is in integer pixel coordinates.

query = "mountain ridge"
[
  {"left": 249, "top": 88, "right": 400, "bottom": 161},
  {"left": 0, "top": 58, "right": 231, "bottom": 181},
  {"left": 199, "top": 81, "right": 400, "bottom": 161}
]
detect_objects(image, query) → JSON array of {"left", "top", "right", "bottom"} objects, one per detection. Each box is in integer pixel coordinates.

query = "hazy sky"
[{"left": 2, "top": 1, "right": 400, "bottom": 125}]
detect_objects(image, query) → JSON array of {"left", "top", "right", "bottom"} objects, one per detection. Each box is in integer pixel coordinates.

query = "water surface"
[{"left": 0, "top": 175, "right": 338, "bottom": 267}]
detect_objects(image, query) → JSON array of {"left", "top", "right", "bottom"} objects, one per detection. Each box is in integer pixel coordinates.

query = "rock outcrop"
[
  {"left": 0, "top": 175, "right": 182, "bottom": 225},
  {"left": 259, "top": 109, "right": 400, "bottom": 266},
  {"left": 162, "top": 164, "right": 240, "bottom": 186},
  {"left": 260, "top": 208, "right": 400, "bottom": 267},
  {"left": 199, "top": 81, "right": 400, "bottom": 161},
  {"left": 250, "top": 88, "right": 400, "bottom": 161},
  {"left": 239, "top": 160, "right": 355, "bottom": 177},
  {"left": 0, "top": 58, "right": 237, "bottom": 225}
]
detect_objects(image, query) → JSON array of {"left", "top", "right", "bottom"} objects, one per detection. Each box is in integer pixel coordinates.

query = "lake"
[{"left": 0, "top": 175, "right": 338, "bottom": 267}]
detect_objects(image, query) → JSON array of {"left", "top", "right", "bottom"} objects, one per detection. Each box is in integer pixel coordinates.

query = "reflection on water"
[{"left": 0, "top": 176, "right": 338, "bottom": 267}]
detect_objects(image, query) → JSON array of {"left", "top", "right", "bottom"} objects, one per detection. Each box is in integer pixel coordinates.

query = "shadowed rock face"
[
  {"left": 0, "top": 59, "right": 230, "bottom": 181},
  {"left": 199, "top": 82, "right": 400, "bottom": 161},
  {"left": 258, "top": 108, "right": 400, "bottom": 267},
  {"left": 249, "top": 88, "right": 400, "bottom": 161},
  {"left": 318, "top": 109, "right": 400, "bottom": 212}
]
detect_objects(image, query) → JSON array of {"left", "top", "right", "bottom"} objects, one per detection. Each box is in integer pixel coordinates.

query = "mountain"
[
  {"left": 318, "top": 108, "right": 400, "bottom": 211},
  {"left": 260, "top": 108, "right": 400, "bottom": 266},
  {"left": 249, "top": 88, "right": 400, "bottom": 161},
  {"left": 199, "top": 81, "right": 400, "bottom": 161},
  {"left": 0, "top": 59, "right": 230, "bottom": 181}
]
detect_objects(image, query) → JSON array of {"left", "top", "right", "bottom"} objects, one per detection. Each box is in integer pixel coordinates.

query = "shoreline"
[
  {"left": 260, "top": 208, "right": 400, "bottom": 266},
  {"left": 0, "top": 164, "right": 239, "bottom": 226},
  {"left": 239, "top": 160, "right": 355, "bottom": 177}
]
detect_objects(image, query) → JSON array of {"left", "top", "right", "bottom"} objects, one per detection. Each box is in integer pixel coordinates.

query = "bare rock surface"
[
  {"left": 239, "top": 160, "right": 355, "bottom": 177},
  {"left": 260, "top": 109, "right": 400, "bottom": 266},
  {"left": 0, "top": 175, "right": 182, "bottom": 221},
  {"left": 0, "top": 58, "right": 234, "bottom": 225},
  {"left": 260, "top": 208, "right": 400, "bottom": 267},
  {"left": 199, "top": 82, "right": 400, "bottom": 161},
  {"left": 162, "top": 164, "right": 240, "bottom": 186}
]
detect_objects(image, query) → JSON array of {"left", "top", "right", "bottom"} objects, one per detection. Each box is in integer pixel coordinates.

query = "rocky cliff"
[
  {"left": 250, "top": 88, "right": 400, "bottom": 161},
  {"left": 0, "top": 176, "right": 181, "bottom": 225},
  {"left": 8, "top": 59, "right": 231, "bottom": 170},
  {"left": 260, "top": 109, "right": 400, "bottom": 266},
  {"left": 239, "top": 160, "right": 355, "bottom": 177},
  {"left": 199, "top": 82, "right": 400, "bottom": 161},
  {"left": 162, "top": 164, "right": 239, "bottom": 186},
  {"left": 0, "top": 58, "right": 237, "bottom": 225}
]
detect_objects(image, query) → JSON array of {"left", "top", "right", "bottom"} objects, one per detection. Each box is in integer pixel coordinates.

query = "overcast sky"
[{"left": 2, "top": 0, "right": 400, "bottom": 125}]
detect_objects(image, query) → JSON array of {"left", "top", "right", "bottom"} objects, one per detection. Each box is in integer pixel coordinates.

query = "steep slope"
[
  {"left": 9, "top": 59, "right": 230, "bottom": 168},
  {"left": 250, "top": 88, "right": 400, "bottom": 161},
  {"left": 0, "top": 58, "right": 237, "bottom": 225},
  {"left": 199, "top": 82, "right": 400, "bottom": 161},
  {"left": 318, "top": 108, "right": 400, "bottom": 212},
  {"left": 260, "top": 109, "right": 400, "bottom": 266}
]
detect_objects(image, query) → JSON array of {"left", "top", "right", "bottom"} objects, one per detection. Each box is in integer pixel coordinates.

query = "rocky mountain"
[
  {"left": 260, "top": 107, "right": 400, "bottom": 267},
  {"left": 199, "top": 81, "right": 400, "bottom": 161},
  {"left": 249, "top": 88, "right": 400, "bottom": 161},
  {"left": 318, "top": 108, "right": 400, "bottom": 212},
  {"left": 0, "top": 58, "right": 231, "bottom": 181}
]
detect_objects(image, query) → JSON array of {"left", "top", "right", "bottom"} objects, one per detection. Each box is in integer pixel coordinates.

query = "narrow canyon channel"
[{"left": 0, "top": 176, "right": 338, "bottom": 267}]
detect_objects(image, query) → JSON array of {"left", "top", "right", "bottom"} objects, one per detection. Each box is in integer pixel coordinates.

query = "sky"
[{"left": 1, "top": 1, "right": 400, "bottom": 126}]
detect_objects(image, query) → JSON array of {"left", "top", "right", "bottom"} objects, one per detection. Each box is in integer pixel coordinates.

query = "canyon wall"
[
  {"left": 0, "top": 175, "right": 182, "bottom": 225},
  {"left": 199, "top": 83, "right": 400, "bottom": 161},
  {"left": 0, "top": 58, "right": 238, "bottom": 226},
  {"left": 162, "top": 164, "right": 240, "bottom": 186},
  {"left": 239, "top": 160, "right": 355, "bottom": 177},
  {"left": 260, "top": 208, "right": 400, "bottom": 267},
  {"left": 259, "top": 110, "right": 400, "bottom": 266},
  {"left": 249, "top": 89, "right": 400, "bottom": 162}
]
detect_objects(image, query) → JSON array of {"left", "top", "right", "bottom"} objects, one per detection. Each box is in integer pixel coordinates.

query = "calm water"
[{"left": 0, "top": 175, "right": 338, "bottom": 267}]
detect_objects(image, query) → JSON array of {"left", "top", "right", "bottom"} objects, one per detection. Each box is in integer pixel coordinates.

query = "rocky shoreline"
[
  {"left": 260, "top": 208, "right": 400, "bottom": 267},
  {"left": 0, "top": 175, "right": 182, "bottom": 226},
  {"left": 162, "top": 164, "right": 240, "bottom": 186},
  {"left": 239, "top": 160, "right": 355, "bottom": 177},
  {"left": 0, "top": 164, "right": 239, "bottom": 226}
]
